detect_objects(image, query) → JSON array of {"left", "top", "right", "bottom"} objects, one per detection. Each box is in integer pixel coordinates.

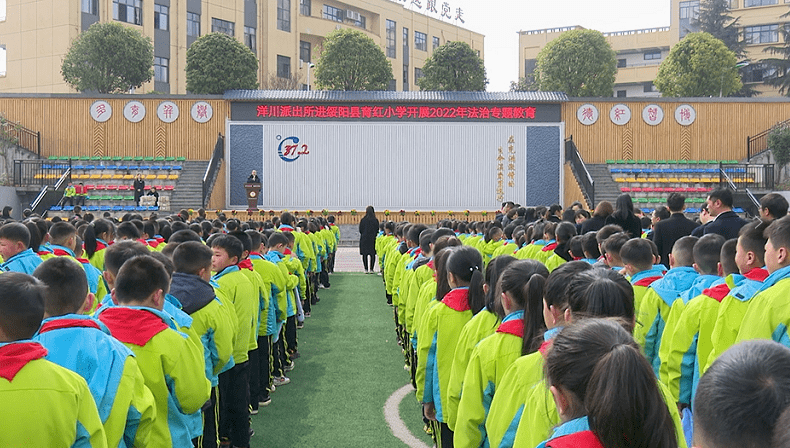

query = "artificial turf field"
[{"left": 250, "top": 272, "right": 434, "bottom": 447}]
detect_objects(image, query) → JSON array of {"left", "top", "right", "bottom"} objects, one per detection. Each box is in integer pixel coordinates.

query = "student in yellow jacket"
[
  {"left": 484, "top": 261, "right": 593, "bottom": 448},
  {"left": 620, "top": 237, "right": 665, "bottom": 313},
  {"left": 445, "top": 255, "right": 517, "bottom": 431},
  {"left": 416, "top": 246, "right": 486, "bottom": 448},
  {"left": 454, "top": 260, "right": 549, "bottom": 448},
  {"left": 83, "top": 218, "right": 115, "bottom": 273},
  {"left": 98, "top": 257, "right": 210, "bottom": 448}
]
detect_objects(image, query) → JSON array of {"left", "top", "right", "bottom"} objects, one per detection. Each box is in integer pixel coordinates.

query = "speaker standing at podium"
[
  {"left": 245, "top": 170, "right": 261, "bottom": 211},
  {"left": 247, "top": 170, "right": 260, "bottom": 183}
]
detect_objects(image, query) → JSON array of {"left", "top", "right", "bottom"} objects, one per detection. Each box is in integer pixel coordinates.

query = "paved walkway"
[{"left": 333, "top": 246, "right": 381, "bottom": 273}]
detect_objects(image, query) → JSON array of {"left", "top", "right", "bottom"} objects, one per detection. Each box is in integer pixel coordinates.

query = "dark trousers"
[
  {"left": 285, "top": 315, "right": 297, "bottom": 354},
  {"left": 362, "top": 254, "right": 375, "bottom": 271},
  {"left": 195, "top": 386, "right": 220, "bottom": 448},
  {"left": 319, "top": 260, "right": 330, "bottom": 287},
  {"left": 255, "top": 335, "right": 273, "bottom": 402},
  {"left": 433, "top": 421, "right": 454, "bottom": 448},
  {"left": 218, "top": 361, "right": 250, "bottom": 448},
  {"left": 327, "top": 251, "right": 335, "bottom": 273},
  {"left": 248, "top": 347, "right": 260, "bottom": 410},
  {"left": 273, "top": 327, "right": 286, "bottom": 377}
]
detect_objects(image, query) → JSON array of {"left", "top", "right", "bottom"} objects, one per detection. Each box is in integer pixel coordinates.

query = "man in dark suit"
[
  {"left": 704, "top": 188, "right": 748, "bottom": 241},
  {"left": 652, "top": 193, "right": 700, "bottom": 267}
]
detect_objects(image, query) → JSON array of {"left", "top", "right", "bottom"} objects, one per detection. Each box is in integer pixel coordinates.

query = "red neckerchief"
[
  {"left": 237, "top": 259, "right": 254, "bottom": 271},
  {"left": 442, "top": 288, "right": 471, "bottom": 312},
  {"left": 98, "top": 308, "right": 169, "bottom": 347},
  {"left": 39, "top": 318, "right": 101, "bottom": 334},
  {"left": 284, "top": 248, "right": 293, "bottom": 255},
  {"left": 704, "top": 283, "right": 731, "bottom": 302},
  {"left": 546, "top": 431, "right": 604, "bottom": 448},
  {"left": 329, "top": 223, "right": 336, "bottom": 227},
  {"left": 497, "top": 319, "right": 524, "bottom": 338},
  {"left": 155, "top": 237, "right": 165, "bottom": 244},
  {"left": 427, "top": 260, "right": 435, "bottom": 270},
  {"left": 37, "top": 250, "right": 51, "bottom": 256},
  {"left": 136, "top": 239, "right": 149, "bottom": 246},
  {"left": 94, "top": 240, "right": 107, "bottom": 251},
  {"left": 572, "top": 256, "right": 582, "bottom": 261},
  {"left": 634, "top": 276, "right": 663, "bottom": 287},
  {"left": 146, "top": 239, "right": 160, "bottom": 248},
  {"left": 52, "top": 248, "right": 72, "bottom": 257},
  {"left": 250, "top": 252, "right": 263, "bottom": 257},
  {"left": 542, "top": 242, "right": 558, "bottom": 252},
  {"left": 744, "top": 267, "right": 769, "bottom": 281},
  {"left": 0, "top": 342, "right": 48, "bottom": 381},
  {"left": 77, "top": 258, "right": 90, "bottom": 264},
  {"left": 538, "top": 339, "right": 553, "bottom": 357}
]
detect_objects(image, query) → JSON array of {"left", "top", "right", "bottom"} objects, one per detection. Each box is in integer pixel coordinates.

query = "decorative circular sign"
[
  {"left": 191, "top": 101, "right": 213, "bottom": 123},
  {"left": 642, "top": 104, "right": 664, "bottom": 126},
  {"left": 576, "top": 104, "right": 599, "bottom": 125},
  {"left": 609, "top": 104, "right": 632, "bottom": 126},
  {"left": 123, "top": 101, "right": 146, "bottom": 123},
  {"left": 157, "top": 101, "right": 179, "bottom": 123},
  {"left": 90, "top": 100, "right": 112, "bottom": 123},
  {"left": 674, "top": 104, "right": 697, "bottom": 126}
]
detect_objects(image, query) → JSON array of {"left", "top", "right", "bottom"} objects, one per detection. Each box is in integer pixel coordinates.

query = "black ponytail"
[
  {"left": 484, "top": 255, "right": 517, "bottom": 314},
  {"left": 447, "top": 245, "right": 485, "bottom": 313},
  {"left": 84, "top": 218, "right": 114, "bottom": 258},
  {"left": 545, "top": 319, "right": 677, "bottom": 448},
  {"left": 498, "top": 259, "right": 549, "bottom": 355},
  {"left": 567, "top": 268, "right": 635, "bottom": 331}
]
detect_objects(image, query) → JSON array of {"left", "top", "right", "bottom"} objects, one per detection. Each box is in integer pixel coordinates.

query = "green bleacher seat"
[
  {"left": 689, "top": 160, "right": 699, "bottom": 164},
  {"left": 165, "top": 157, "right": 176, "bottom": 162},
  {"left": 636, "top": 160, "right": 647, "bottom": 164},
  {"left": 647, "top": 160, "right": 657, "bottom": 164},
  {"left": 112, "top": 156, "right": 122, "bottom": 161},
  {"left": 615, "top": 159, "right": 626, "bottom": 164},
  {"left": 123, "top": 195, "right": 134, "bottom": 201},
  {"left": 122, "top": 156, "right": 133, "bottom": 161},
  {"left": 48, "top": 155, "right": 58, "bottom": 160},
  {"left": 634, "top": 198, "right": 648, "bottom": 203},
  {"left": 111, "top": 195, "right": 124, "bottom": 201},
  {"left": 657, "top": 160, "right": 667, "bottom": 164},
  {"left": 667, "top": 160, "right": 678, "bottom": 164},
  {"left": 143, "top": 156, "right": 154, "bottom": 161},
  {"left": 155, "top": 156, "right": 165, "bottom": 161},
  {"left": 133, "top": 156, "right": 144, "bottom": 161},
  {"left": 176, "top": 157, "right": 186, "bottom": 162},
  {"left": 649, "top": 197, "right": 662, "bottom": 203}
]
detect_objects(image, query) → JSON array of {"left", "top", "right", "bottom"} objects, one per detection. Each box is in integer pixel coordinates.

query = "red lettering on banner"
[
  {"left": 480, "top": 107, "right": 490, "bottom": 119},
  {"left": 456, "top": 107, "right": 467, "bottom": 118},
  {"left": 468, "top": 107, "right": 479, "bottom": 118},
  {"left": 372, "top": 106, "right": 384, "bottom": 118},
  {"left": 316, "top": 106, "right": 327, "bottom": 118},
  {"left": 395, "top": 106, "right": 407, "bottom": 118},
  {"left": 384, "top": 106, "right": 395, "bottom": 118},
  {"left": 292, "top": 106, "right": 303, "bottom": 117},
  {"left": 350, "top": 107, "right": 361, "bottom": 118},
  {"left": 491, "top": 107, "right": 501, "bottom": 119},
  {"left": 512, "top": 107, "right": 524, "bottom": 119},
  {"left": 338, "top": 106, "right": 350, "bottom": 117},
  {"left": 326, "top": 106, "right": 339, "bottom": 118},
  {"left": 419, "top": 107, "right": 431, "bottom": 118},
  {"left": 502, "top": 107, "right": 514, "bottom": 119},
  {"left": 407, "top": 107, "right": 418, "bottom": 118},
  {"left": 303, "top": 105, "right": 314, "bottom": 117},
  {"left": 525, "top": 107, "right": 536, "bottom": 119},
  {"left": 256, "top": 105, "right": 268, "bottom": 117},
  {"left": 279, "top": 106, "right": 292, "bottom": 117}
]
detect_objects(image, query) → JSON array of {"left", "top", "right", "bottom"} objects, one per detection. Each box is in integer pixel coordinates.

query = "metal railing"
[
  {"left": 1, "top": 119, "right": 41, "bottom": 156},
  {"left": 747, "top": 117, "right": 790, "bottom": 161},
  {"left": 203, "top": 133, "right": 225, "bottom": 207},
  {"left": 719, "top": 163, "right": 774, "bottom": 190},
  {"left": 13, "top": 159, "right": 71, "bottom": 187},
  {"left": 745, "top": 188, "right": 761, "bottom": 211},
  {"left": 565, "top": 135, "right": 595, "bottom": 209}
]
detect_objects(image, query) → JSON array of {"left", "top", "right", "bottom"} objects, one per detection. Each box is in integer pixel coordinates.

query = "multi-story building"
[
  {"left": 0, "top": 0, "right": 483, "bottom": 94},
  {"left": 518, "top": 0, "right": 790, "bottom": 97}
]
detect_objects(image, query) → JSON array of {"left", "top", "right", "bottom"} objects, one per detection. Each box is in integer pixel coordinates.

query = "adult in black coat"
[
  {"left": 704, "top": 189, "right": 748, "bottom": 241},
  {"left": 581, "top": 201, "right": 613, "bottom": 234},
  {"left": 358, "top": 205, "right": 379, "bottom": 273},
  {"left": 652, "top": 193, "right": 701, "bottom": 266},
  {"left": 133, "top": 173, "right": 145, "bottom": 206},
  {"left": 605, "top": 194, "right": 642, "bottom": 239}
]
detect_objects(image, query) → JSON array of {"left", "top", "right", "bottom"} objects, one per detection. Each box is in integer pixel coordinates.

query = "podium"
[{"left": 244, "top": 183, "right": 261, "bottom": 212}]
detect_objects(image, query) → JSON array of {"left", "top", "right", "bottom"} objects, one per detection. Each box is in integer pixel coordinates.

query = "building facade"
[
  {"left": 0, "top": 0, "right": 483, "bottom": 94},
  {"left": 518, "top": 0, "right": 790, "bottom": 98}
]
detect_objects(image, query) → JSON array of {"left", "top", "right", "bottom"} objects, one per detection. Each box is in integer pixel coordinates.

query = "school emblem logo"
[{"left": 277, "top": 135, "right": 310, "bottom": 162}]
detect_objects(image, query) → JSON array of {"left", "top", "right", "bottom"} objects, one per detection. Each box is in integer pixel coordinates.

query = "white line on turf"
[{"left": 383, "top": 384, "right": 431, "bottom": 448}]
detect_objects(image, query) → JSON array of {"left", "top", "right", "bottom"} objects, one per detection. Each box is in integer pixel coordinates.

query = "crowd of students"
[
  {"left": 379, "top": 189, "right": 790, "bottom": 448},
  {"left": 0, "top": 209, "right": 340, "bottom": 448}
]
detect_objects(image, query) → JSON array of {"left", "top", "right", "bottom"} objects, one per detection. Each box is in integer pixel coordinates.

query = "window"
[
  {"left": 300, "top": 0, "right": 310, "bottom": 15},
  {"left": 322, "top": 4, "right": 343, "bottom": 22},
  {"left": 617, "top": 58, "right": 627, "bottom": 68},
  {"left": 154, "top": 4, "right": 168, "bottom": 30},
  {"left": 113, "top": 0, "right": 142, "bottom": 25},
  {"left": 745, "top": 24, "right": 778, "bottom": 43},
  {"left": 388, "top": 79, "right": 396, "bottom": 91},
  {"left": 82, "top": 0, "right": 98, "bottom": 14},
  {"left": 154, "top": 57, "right": 168, "bottom": 83},
  {"left": 187, "top": 12, "right": 200, "bottom": 37},
  {"left": 0, "top": 45, "right": 5, "bottom": 77},
  {"left": 300, "top": 41, "right": 311, "bottom": 63},
  {"left": 745, "top": 0, "right": 777, "bottom": 5},
  {"left": 644, "top": 51, "right": 661, "bottom": 60},
  {"left": 211, "top": 18, "right": 234, "bottom": 36},
  {"left": 386, "top": 20, "right": 396, "bottom": 58},
  {"left": 277, "top": 0, "right": 290, "bottom": 32},
  {"left": 403, "top": 64, "right": 409, "bottom": 91},
  {"left": 524, "top": 59, "right": 536, "bottom": 74},
  {"left": 415, "top": 67, "right": 423, "bottom": 82},
  {"left": 277, "top": 55, "right": 291, "bottom": 78},
  {"left": 644, "top": 82, "right": 657, "bottom": 93},
  {"left": 415, "top": 31, "right": 427, "bottom": 51},
  {"left": 0, "top": 0, "right": 5, "bottom": 21},
  {"left": 433, "top": 36, "right": 440, "bottom": 50},
  {"left": 244, "top": 27, "right": 256, "bottom": 52},
  {"left": 348, "top": 12, "right": 365, "bottom": 29},
  {"left": 679, "top": 1, "right": 700, "bottom": 19},
  {"left": 616, "top": 90, "right": 627, "bottom": 98},
  {"left": 743, "top": 63, "right": 778, "bottom": 82},
  {"left": 403, "top": 27, "right": 409, "bottom": 60}
]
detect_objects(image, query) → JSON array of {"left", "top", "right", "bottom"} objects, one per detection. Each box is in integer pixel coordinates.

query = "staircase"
[
  {"left": 586, "top": 164, "right": 622, "bottom": 206},
  {"left": 169, "top": 160, "right": 210, "bottom": 212}
]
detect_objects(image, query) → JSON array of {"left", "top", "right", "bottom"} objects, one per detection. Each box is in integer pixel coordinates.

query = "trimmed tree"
[
  {"left": 654, "top": 32, "right": 741, "bottom": 97},
  {"left": 61, "top": 22, "right": 153, "bottom": 93},
  {"left": 417, "top": 41, "right": 486, "bottom": 91},
  {"left": 186, "top": 33, "right": 259, "bottom": 94},
  {"left": 314, "top": 28, "right": 392, "bottom": 91},
  {"left": 763, "top": 9, "right": 790, "bottom": 96},
  {"left": 533, "top": 29, "right": 617, "bottom": 97}
]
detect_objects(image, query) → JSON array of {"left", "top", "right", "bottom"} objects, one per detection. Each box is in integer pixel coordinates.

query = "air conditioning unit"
[{"left": 346, "top": 10, "right": 360, "bottom": 21}]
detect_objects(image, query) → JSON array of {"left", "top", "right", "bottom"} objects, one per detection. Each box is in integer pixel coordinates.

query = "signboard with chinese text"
[
  {"left": 389, "top": 0, "right": 465, "bottom": 23},
  {"left": 576, "top": 104, "right": 599, "bottom": 126},
  {"left": 231, "top": 102, "right": 561, "bottom": 123},
  {"left": 191, "top": 101, "right": 213, "bottom": 123},
  {"left": 642, "top": 104, "right": 664, "bottom": 126},
  {"left": 674, "top": 104, "right": 696, "bottom": 126},
  {"left": 123, "top": 101, "right": 146, "bottom": 123},
  {"left": 90, "top": 101, "right": 112, "bottom": 123},
  {"left": 609, "top": 104, "right": 631, "bottom": 126},
  {"left": 157, "top": 101, "right": 180, "bottom": 123}
]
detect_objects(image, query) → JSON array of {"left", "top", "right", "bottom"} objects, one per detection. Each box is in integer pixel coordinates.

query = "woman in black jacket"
[
  {"left": 358, "top": 205, "right": 379, "bottom": 273},
  {"left": 581, "top": 200, "right": 613, "bottom": 234},
  {"left": 605, "top": 194, "right": 642, "bottom": 238}
]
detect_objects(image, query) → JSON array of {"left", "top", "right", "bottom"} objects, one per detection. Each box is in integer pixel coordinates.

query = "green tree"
[
  {"left": 417, "top": 41, "right": 486, "bottom": 91},
  {"left": 314, "top": 29, "right": 392, "bottom": 91},
  {"left": 61, "top": 22, "right": 153, "bottom": 94},
  {"left": 186, "top": 33, "right": 259, "bottom": 94},
  {"left": 768, "top": 126, "right": 790, "bottom": 169},
  {"left": 654, "top": 32, "right": 741, "bottom": 97},
  {"left": 533, "top": 29, "right": 617, "bottom": 97},
  {"left": 763, "top": 9, "right": 790, "bottom": 96},
  {"left": 509, "top": 74, "right": 538, "bottom": 92}
]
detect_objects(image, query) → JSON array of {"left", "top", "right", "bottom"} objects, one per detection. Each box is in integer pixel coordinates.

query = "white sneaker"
[{"left": 273, "top": 376, "right": 290, "bottom": 386}]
